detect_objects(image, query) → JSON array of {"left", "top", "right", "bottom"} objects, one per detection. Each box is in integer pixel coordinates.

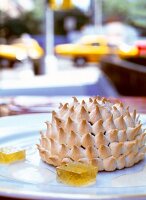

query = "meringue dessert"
[{"left": 37, "top": 97, "right": 146, "bottom": 171}]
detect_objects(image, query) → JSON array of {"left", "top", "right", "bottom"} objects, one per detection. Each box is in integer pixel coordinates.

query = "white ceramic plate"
[{"left": 0, "top": 113, "right": 146, "bottom": 200}]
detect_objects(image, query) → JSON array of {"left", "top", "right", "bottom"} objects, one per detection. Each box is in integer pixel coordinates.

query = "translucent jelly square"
[
  {"left": 56, "top": 162, "right": 98, "bottom": 186},
  {"left": 0, "top": 147, "right": 26, "bottom": 164}
]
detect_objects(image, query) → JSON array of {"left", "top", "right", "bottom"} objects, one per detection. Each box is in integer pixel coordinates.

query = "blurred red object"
[{"left": 135, "top": 40, "right": 146, "bottom": 57}]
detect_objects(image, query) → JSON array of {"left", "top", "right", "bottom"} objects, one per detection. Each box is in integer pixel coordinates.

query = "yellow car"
[
  {"left": 0, "top": 44, "right": 27, "bottom": 61},
  {"left": 13, "top": 38, "right": 44, "bottom": 60},
  {"left": 55, "top": 35, "right": 116, "bottom": 66},
  {"left": 0, "top": 37, "right": 44, "bottom": 70},
  {"left": 55, "top": 35, "right": 141, "bottom": 66},
  {"left": 117, "top": 43, "right": 139, "bottom": 59}
]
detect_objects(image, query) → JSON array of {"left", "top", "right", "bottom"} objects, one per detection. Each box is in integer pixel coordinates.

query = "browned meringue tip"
[
  {"left": 72, "top": 96, "right": 78, "bottom": 103},
  {"left": 59, "top": 103, "right": 63, "bottom": 108}
]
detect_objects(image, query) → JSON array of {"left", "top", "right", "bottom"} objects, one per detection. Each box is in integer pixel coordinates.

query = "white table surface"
[{"left": 0, "top": 67, "right": 118, "bottom": 97}]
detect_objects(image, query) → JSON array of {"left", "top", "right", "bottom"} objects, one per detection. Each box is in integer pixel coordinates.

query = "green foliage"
[
  {"left": 1, "top": 0, "right": 88, "bottom": 38},
  {"left": 102, "top": 0, "right": 130, "bottom": 21},
  {"left": 1, "top": 0, "right": 146, "bottom": 39},
  {"left": 54, "top": 8, "right": 89, "bottom": 35},
  {"left": 102, "top": 0, "right": 146, "bottom": 29},
  {"left": 128, "top": 0, "right": 146, "bottom": 28},
  {"left": 3, "top": 12, "right": 43, "bottom": 37},
  {"left": 0, "top": 0, "right": 44, "bottom": 39}
]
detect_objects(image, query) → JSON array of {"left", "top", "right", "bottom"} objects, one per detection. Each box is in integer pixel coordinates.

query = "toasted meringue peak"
[
  {"left": 88, "top": 100, "right": 98, "bottom": 112},
  {"left": 101, "top": 97, "right": 107, "bottom": 104},
  {"left": 112, "top": 106, "right": 121, "bottom": 119},
  {"left": 109, "top": 142, "right": 123, "bottom": 158},
  {"left": 59, "top": 144, "right": 68, "bottom": 159},
  {"left": 92, "top": 119, "right": 104, "bottom": 134},
  {"left": 79, "top": 119, "right": 91, "bottom": 135},
  {"left": 64, "top": 105, "right": 76, "bottom": 120},
  {"left": 64, "top": 117, "right": 76, "bottom": 133},
  {"left": 114, "top": 115, "right": 126, "bottom": 130},
  {"left": 106, "top": 129, "right": 118, "bottom": 143},
  {"left": 72, "top": 96, "right": 78, "bottom": 103},
  {"left": 59, "top": 103, "right": 68, "bottom": 117},
  {"left": 81, "top": 132, "right": 95, "bottom": 148},
  {"left": 68, "top": 130, "right": 81, "bottom": 147},
  {"left": 103, "top": 115, "right": 116, "bottom": 131},
  {"left": 53, "top": 116, "right": 63, "bottom": 128},
  {"left": 132, "top": 109, "right": 137, "bottom": 121},
  {"left": 95, "top": 132, "right": 109, "bottom": 147},
  {"left": 116, "top": 155, "right": 126, "bottom": 169},
  {"left": 49, "top": 138, "right": 58, "bottom": 155},
  {"left": 52, "top": 110, "right": 57, "bottom": 117},
  {"left": 98, "top": 145, "right": 111, "bottom": 159},
  {"left": 118, "top": 130, "right": 127, "bottom": 142},
  {"left": 45, "top": 122, "right": 57, "bottom": 139},
  {"left": 124, "top": 112, "right": 135, "bottom": 128},
  {"left": 59, "top": 103, "right": 63, "bottom": 109},
  {"left": 89, "top": 97, "right": 93, "bottom": 103},
  {"left": 93, "top": 98, "right": 98, "bottom": 104},
  {"left": 86, "top": 146, "right": 98, "bottom": 159},
  {"left": 103, "top": 156, "right": 116, "bottom": 171},
  {"left": 37, "top": 96, "right": 145, "bottom": 171},
  {"left": 51, "top": 111, "right": 57, "bottom": 122},
  {"left": 99, "top": 106, "right": 112, "bottom": 121},
  {"left": 126, "top": 125, "right": 141, "bottom": 140},
  {"left": 89, "top": 105, "right": 101, "bottom": 124},
  {"left": 58, "top": 128, "right": 67, "bottom": 144},
  {"left": 81, "top": 100, "right": 86, "bottom": 105},
  {"left": 69, "top": 145, "right": 85, "bottom": 161},
  {"left": 76, "top": 106, "right": 89, "bottom": 121}
]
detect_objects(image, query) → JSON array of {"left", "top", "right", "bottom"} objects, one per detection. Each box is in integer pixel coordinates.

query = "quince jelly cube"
[
  {"left": 0, "top": 147, "right": 26, "bottom": 164},
  {"left": 56, "top": 162, "right": 98, "bottom": 186}
]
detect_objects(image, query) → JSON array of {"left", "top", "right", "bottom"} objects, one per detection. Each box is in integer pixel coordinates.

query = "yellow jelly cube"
[
  {"left": 0, "top": 147, "right": 26, "bottom": 164},
  {"left": 56, "top": 162, "right": 98, "bottom": 186}
]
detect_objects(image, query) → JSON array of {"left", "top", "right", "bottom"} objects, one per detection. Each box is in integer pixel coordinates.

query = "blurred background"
[{"left": 0, "top": 0, "right": 146, "bottom": 97}]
